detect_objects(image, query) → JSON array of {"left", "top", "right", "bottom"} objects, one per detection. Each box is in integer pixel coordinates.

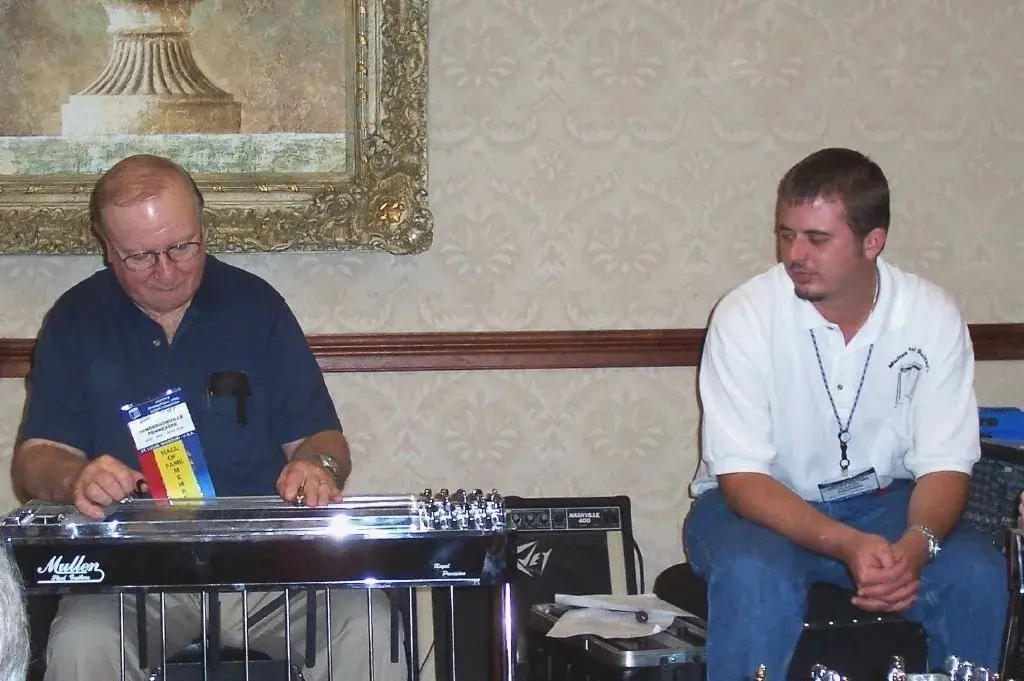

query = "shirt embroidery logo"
[
  {"left": 888, "top": 347, "right": 930, "bottom": 407},
  {"left": 896, "top": 363, "right": 923, "bottom": 406}
]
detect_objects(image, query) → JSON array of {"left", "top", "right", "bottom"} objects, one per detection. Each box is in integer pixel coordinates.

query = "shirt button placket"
[
  {"left": 832, "top": 338, "right": 855, "bottom": 410},
  {"left": 152, "top": 338, "right": 171, "bottom": 376}
]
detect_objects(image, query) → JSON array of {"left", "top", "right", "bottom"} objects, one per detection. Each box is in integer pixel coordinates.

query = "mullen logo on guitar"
[{"left": 36, "top": 554, "right": 106, "bottom": 584}]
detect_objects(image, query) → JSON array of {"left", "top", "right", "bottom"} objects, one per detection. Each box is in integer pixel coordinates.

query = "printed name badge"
[
  {"left": 121, "top": 388, "right": 216, "bottom": 500},
  {"left": 818, "top": 467, "right": 880, "bottom": 503}
]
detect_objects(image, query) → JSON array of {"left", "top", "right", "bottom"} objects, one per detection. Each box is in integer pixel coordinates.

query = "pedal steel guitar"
[{"left": 1, "top": 488, "right": 517, "bottom": 681}]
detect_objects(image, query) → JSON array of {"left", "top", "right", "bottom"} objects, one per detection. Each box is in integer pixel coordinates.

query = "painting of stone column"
[{"left": 0, "top": 0, "right": 354, "bottom": 176}]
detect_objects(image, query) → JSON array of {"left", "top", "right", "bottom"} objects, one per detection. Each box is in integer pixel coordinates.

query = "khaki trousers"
[{"left": 43, "top": 589, "right": 408, "bottom": 681}]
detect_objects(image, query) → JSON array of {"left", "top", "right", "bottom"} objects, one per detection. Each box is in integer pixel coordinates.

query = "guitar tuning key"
[{"left": 888, "top": 655, "right": 908, "bottom": 681}]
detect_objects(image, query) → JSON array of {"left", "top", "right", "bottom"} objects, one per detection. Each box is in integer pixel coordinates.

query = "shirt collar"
[
  {"left": 792, "top": 256, "right": 906, "bottom": 347},
  {"left": 103, "top": 254, "right": 222, "bottom": 331},
  {"left": 185, "top": 254, "right": 222, "bottom": 321}
]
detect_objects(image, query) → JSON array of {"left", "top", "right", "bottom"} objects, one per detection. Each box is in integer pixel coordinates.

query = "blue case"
[{"left": 979, "top": 406, "right": 1024, "bottom": 442}]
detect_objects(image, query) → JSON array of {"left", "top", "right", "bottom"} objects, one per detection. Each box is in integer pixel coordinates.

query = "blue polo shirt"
[{"left": 19, "top": 256, "right": 342, "bottom": 497}]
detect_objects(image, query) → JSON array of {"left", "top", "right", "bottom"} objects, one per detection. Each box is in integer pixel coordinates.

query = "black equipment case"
[{"left": 524, "top": 603, "right": 706, "bottom": 681}]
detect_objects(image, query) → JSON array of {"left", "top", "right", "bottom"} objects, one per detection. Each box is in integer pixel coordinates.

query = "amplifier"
[
  {"left": 414, "top": 495, "right": 641, "bottom": 681},
  {"left": 965, "top": 439, "right": 1024, "bottom": 550}
]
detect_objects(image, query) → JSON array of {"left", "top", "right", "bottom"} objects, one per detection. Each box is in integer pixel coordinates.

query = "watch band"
[
  {"left": 313, "top": 453, "right": 341, "bottom": 483},
  {"left": 908, "top": 524, "right": 941, "bottom": 561}
]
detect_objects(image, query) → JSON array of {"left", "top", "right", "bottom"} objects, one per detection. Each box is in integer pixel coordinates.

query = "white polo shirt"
[{"left": 690, "top": 256, "right": 980, "bottom": 502}]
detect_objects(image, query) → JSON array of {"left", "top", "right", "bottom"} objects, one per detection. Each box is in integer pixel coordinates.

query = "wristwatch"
[
  {"left": 311, "top": 453, "right": 341, "bottom": 485},
  {"left": 908, "top": 524, "right": 941, "bottom": 561}
]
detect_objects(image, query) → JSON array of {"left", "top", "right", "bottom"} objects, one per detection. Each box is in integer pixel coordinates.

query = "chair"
[{"left": 653, "top": 563, "right": 927, "bottom": 681}]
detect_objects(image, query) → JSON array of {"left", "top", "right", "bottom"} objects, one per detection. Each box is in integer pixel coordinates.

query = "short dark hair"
[{"left": 777, "top": 148, "right": 890, "bottom": 239}]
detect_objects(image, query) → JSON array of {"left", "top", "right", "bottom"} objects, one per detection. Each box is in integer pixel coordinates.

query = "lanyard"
[
  {"left": 810, "top": 333, "right": 874, "bottom": 473},
  {"left": 809, "top": 269, "right": 880, "bottom": 473}
]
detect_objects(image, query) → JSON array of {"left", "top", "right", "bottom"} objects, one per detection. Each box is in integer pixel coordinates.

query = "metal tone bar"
[
  {"left": 119, "top": 593, "right": 126, "bottom": 681},
  {"left": 160, "top": 593, "right": 168, "bottom": 681},
  {"left": 448, "top": 586, "right": 456, "bottom": 681},
  {"left": 367, "top": 589, "right": 376, "bottom": 681},
  {"left": 242, "top": 590, "right": 251, "bottom": 681},
  {"left": 201, "top": 592, "right": 209, "bottom": 681},
  {"left": 284, "top": 589, "right": 293, "bottom": 679},
  {"left": 499, "top": 583, "right": 515, "bottom": 681},
  {"left": 325, "top": 590, "right": 334, "bottom": 681}
]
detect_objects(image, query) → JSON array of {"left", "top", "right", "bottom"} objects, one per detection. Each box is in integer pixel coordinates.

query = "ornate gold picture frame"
[{"left": 0, "top": 0, "right": 431, "bottom": 256}]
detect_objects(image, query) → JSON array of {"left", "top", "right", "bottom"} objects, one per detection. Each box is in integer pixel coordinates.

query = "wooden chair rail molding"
[{"left": 0, "top": 324, "right": 1022, "bottom": 378}]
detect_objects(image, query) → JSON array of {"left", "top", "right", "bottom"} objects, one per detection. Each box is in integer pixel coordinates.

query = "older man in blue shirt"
[{"left": 12, "top": 154, "right": 406, "bottom": 681}]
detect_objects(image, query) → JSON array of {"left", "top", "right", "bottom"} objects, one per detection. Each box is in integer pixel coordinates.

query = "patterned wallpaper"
[{"left": 0, "top": 0, "right": 1022, "bottom": 583}]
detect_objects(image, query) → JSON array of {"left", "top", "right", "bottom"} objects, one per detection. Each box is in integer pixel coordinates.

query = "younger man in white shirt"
[{"left": 686, "top": 147, "right": 1008, "bottom": 680}]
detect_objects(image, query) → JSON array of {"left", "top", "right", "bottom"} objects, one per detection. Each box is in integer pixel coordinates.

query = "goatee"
[{"left": 794, "top": 287, "right": 826, "bottom": 302}]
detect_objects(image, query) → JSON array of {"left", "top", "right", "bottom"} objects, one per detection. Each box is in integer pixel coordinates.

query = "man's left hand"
[
  {"left": 276, "top": 458, "right": 343, "bottom": 507},
  {"left": 851, "top": 531, "right": 928, "bottom": 612}
]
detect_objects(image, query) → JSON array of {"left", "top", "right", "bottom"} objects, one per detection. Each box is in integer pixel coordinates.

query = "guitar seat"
[
  {"left": 140, "top": 591, "right": 305, "bottom": 681},
  {"left": 654, "top": 562, "right": 928, "bottom": 680},
  {"left": 153, "top": 638, "right": 300, "bottom": 681},
  {"left": 167, "top": 641, "right": 273, "bottom": 663}
]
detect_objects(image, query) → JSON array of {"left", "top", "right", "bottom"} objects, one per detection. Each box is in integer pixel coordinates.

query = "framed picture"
[{"left": 0, "top": 0, "right": 432, "bottom": 256}]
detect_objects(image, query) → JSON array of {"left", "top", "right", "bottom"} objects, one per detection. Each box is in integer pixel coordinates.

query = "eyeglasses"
[{"left": 118, "top": 240, "right": 202, "bottom": 272}]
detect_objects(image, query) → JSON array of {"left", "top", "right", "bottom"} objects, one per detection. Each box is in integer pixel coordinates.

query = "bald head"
[{"left": 90, "top": 155, "right": 204, "bottom": 237}]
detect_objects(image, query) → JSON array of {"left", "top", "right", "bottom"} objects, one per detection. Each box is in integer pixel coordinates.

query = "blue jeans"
[{"left": 683, "top": 481, "right": 1009, "bottom": 681}]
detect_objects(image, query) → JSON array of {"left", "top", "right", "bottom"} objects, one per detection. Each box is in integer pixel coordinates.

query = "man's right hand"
[
  {"left": 839, "top": 532, "right": 918, "bottom": 612},
  {"left": 72, "top": 455, "right": 146, "bottom": 519}
]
